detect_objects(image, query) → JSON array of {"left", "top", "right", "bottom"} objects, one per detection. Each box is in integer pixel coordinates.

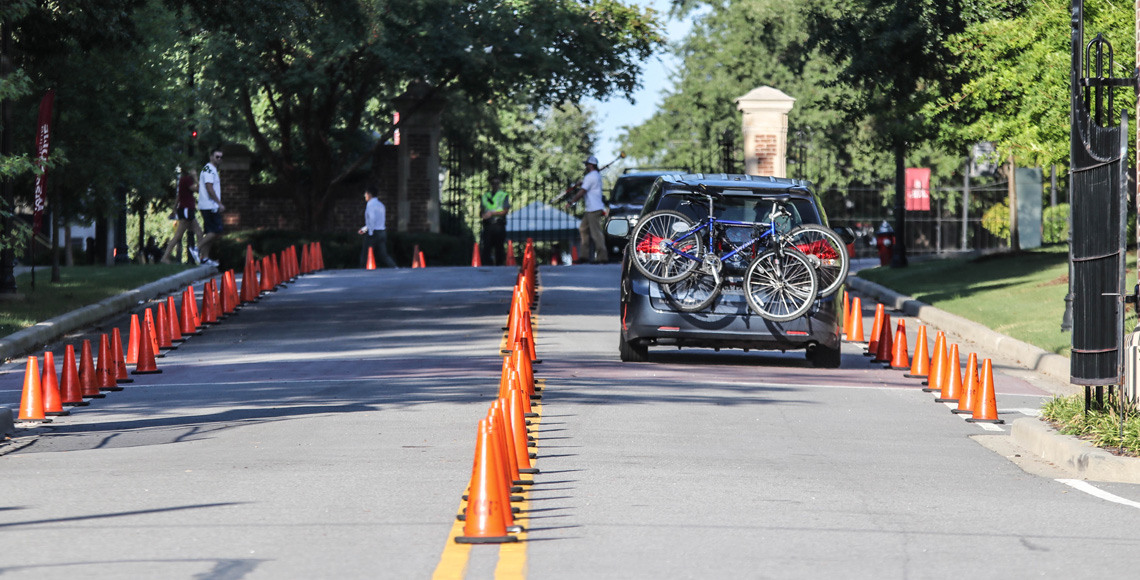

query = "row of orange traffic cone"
[
  {"left": 16, "top": 242, "right": 326, "bottom": 423},
  {"left": 455, "top": 241, "right": 542, "bottom": 544},
  {"left": 470, "top": 239, "right": 577, "bottom": 268},
  {"left": 841, "top": 292, "right": 1003, "bottom": 424}
]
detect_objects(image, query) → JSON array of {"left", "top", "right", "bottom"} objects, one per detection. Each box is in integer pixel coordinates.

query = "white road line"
[
  {"left": 1057, "top": 479, "right": 1140, "bottom": 509},
  {"left": 977, "top": 422, "right": 1005, "bottom": 432},
  {"left": 1009, "top": 408, "right": 1042, "bottom": 417}
]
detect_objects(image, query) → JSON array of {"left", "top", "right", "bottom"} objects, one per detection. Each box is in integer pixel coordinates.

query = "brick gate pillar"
[
  {"left": 394, "top": 84, "right": 444, "bottom": 233},
  {"left": 735, "top": 87, "right": 795, "bottom": 178}
]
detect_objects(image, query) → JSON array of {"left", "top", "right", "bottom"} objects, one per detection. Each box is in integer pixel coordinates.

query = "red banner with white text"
[
  {"left": 32, "top": 90, "right": 56, "bottom": 234},
  {"left": 904, "top": 167, "right": 931, "bottom": 212}
]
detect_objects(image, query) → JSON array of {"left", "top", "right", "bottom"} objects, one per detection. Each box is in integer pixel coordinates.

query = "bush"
[
  {"left": 981, "top": 199, "right": 1010, "bottom": 242},
  {"left": 1041, "top": 393, "right": 1140, "bottom": 456},
  {"left": 1042, "top": 203, "right": 1069, "bottom": 244}
]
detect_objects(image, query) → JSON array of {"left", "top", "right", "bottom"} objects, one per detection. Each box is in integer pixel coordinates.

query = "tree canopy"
[{"left": 184, "top": 0, "right": 662, "bottom": 229}]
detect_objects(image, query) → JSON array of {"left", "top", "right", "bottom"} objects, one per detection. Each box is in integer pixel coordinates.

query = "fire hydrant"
[{"left": 875, "top": 221, "right": 895, "bottom": 267}]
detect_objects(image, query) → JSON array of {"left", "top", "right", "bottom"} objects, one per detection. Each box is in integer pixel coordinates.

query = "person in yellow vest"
[{"left": 480, "top": 175, "right": 511, "bottom": 265}]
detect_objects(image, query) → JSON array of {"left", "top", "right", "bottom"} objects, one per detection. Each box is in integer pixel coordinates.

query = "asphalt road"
[{"left": 2, "top": 264, "right": 1140, "bottom": 579}]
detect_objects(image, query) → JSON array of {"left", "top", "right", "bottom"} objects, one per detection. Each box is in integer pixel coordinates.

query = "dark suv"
[
  {"left": 607, "top": 173, "right": 846, "bottom": 367},
  {"left": 604, "top": 168, "right": 686, "bottom": 259}
]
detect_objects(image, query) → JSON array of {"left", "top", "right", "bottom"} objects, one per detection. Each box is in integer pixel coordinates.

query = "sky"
[{"left": 582, "top": 0, "right": 696, "bottom": 162}]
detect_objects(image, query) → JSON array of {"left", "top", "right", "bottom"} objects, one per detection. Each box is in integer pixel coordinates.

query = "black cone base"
[
  {"left": 934, "top": 397, "right": 958, "bottom": 404},
  {"left": 965, "top": 417, "right": 1004, "bottom": 424},
  {"left": 131, "top": 369, "right": 163, "bottom": 375},
  {"left": 455, "top": 535, "right": 517, "bottom": 544}
]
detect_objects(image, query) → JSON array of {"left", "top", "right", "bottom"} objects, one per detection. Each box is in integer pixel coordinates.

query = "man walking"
[
  {"left": 197, "top": 148, "right": 225, "bottom": 266},
  {"left": 359, "top": 185, "right": 399, "bottom": 268},
  {"left": 564, "top": 155, "right": 609, "bottom": 263}
]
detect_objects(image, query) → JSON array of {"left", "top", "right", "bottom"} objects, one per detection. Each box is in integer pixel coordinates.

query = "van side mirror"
[{"left": 606, "top": 217, "right": 630, "bottom": 238}]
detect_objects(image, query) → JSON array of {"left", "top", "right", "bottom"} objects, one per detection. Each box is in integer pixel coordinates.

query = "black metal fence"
[
  {"left": 442, "top": 130, "right": 1038, "bottom": 263},
  {"left": 441, "top": 150, "right": 580, "bottom": 261},
  {"left": 820, "top": 183, "right": 1013, "bottom": 259}
]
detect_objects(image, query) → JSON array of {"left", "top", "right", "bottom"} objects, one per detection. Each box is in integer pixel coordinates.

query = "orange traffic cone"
[
  {"left": 506, "top": 241, "right": 518, "bottom": 266},
  {"left": 40, "top": 351, "right": 68, "bottom": 417},
  {"left": 472, "top": 243, "right": 482, "bottom": 267},
  {"left": 144, "top": 308, "right": 164, "bottom": 356},
  {"left": 886, "top": 320, "right": 909, "bottom": 370},
  {"left": 166, "top": 296, "right": 184, "bottom": 343},
  {"left": 492, "top": 400, "right": 522, "bottom": 485},
  {"left": 569, "top": 245, "right": 577, "bottom": 265},
  {"left": 411, "top": 245, "right": 421, "bottom": 269},
  {"left": 181, "top": 290, "right": 200, "bottom": 335},
  {"left": 847, "top": 297, "right": 865, "bottom": 342},
  {"left": 842, "top": 291, "right": 850, "bottom": 337},
  {"left": 455, "top": 419, "right": 519, "bottom": 544},
  {"left": 905, "top": 325, "right": 930, "bottom": 379},
  {"left": 865, "top": 303, "right": 885, "bottom": 356},
  {"left": 935, "top": 343, "right": 963, "bottom": 403},
  {"left": 111, "top": 327, "right": 133, "bottom": 384},
  {"left": 17, "top": 356, "right": 50, "bottom": 423},
  {"left": 59, "top": 344, "right": 88, "bottom": 407},
  {"left": 222, "top": 270, "right": 238, "bottom": 315},
  {"left": 872, "top": 314, "right": 893, "bottom": 363},
  {"left": 966, "top": 359, "right": 1004, "bottom": 424},
  {"left": 125, "top": 313, "right": 141, "bottom": 364},
  {"left": 97, "top": 334, "right": 123, "bottom": 392},
  {"left": 78, "top": 339, "right": 104, "bottom": 399},
  {"left": 155, "top": 304, "right": 174, "bottom": 351},
  {"left": 509, "top": 389, "right": 540, "bottom": 473},
  {"left": 417, "top": 249, "right": 426, "bottom": 268},
  {"left": 954, "top": 353, "right": 980, "bottom": 415},
  {"left": 132, "top": 319, "right": 163, "bottom": 375},
  {"left": 366, "top": 247, "right": 377, "bottom": 270},
  {"left": 922, "top": 331, "right": 947, "bottom": 393}
]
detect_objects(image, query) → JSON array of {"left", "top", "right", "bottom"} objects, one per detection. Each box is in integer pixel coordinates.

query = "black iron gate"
[{"left": 1068, "top": 0, "right": 1135, "bottom": 387}]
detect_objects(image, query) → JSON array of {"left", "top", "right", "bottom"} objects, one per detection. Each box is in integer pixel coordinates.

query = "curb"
[
  {"left": 847, "top": 276, "right": 1071, "bottom": 387},
  {"left": 0, "top": 265, "right": 217, "bottom": 364},
  {"left": 1011, "top": 417, "right": 1140, "bottom": 484}
]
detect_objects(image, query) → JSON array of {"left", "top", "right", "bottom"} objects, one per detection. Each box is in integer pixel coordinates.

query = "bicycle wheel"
[
  {"left": 629, "top": 210, "right": 702, "bottom": 284},
  {"left": 663, "top": 268, "right": 723, "bottom": 312},
  {"left": 783, "top": 224, "right": 850, "bottom": 298},
  {"left": 743, "top": 247, "right": 819, "bottom": 322}
]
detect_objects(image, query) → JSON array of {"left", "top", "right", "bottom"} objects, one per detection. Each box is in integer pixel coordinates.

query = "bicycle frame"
[{"left": 663, "top": 195, "right": 785, "bottom": 265}]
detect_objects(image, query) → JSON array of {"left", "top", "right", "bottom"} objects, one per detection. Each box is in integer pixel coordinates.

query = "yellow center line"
[{"left": 431, "top": 498, "right": 472, "bottom": 580}]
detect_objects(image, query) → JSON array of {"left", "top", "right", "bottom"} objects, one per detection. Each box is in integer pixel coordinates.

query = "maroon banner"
[
  {"left": 905, "top": 167, "right": 931, "bottom": 212},
  {"left": 32, "top": 90, "right": 56, "bottom": 234}
]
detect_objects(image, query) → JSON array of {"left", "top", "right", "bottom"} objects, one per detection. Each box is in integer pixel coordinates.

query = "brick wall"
[
  {"left": 753, "top": 134, "right": 777, "bottom": 176},
  {"left": 221, "top": 143, "right": 408, "bottom": 234}
]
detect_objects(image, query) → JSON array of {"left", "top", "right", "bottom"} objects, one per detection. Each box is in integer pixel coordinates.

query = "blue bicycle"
[{"left": 629, "top": 190, "right": 823, "bottom": 322}]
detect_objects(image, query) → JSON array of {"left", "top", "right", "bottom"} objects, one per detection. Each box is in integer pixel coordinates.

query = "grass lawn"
[
  {"left": 0, "top": 264, "right": 193, "bottom": 337},
  {"left": 856, "top": 245, "right": 1139, "bottom": 357}
]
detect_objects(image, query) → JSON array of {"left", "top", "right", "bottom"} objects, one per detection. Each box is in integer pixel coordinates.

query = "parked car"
[
  {"left": 606, "top": 173, "right": 853, "bottom": 367},
  {"left": 603, "top": 168, "right": 687, "bottom": 260}
]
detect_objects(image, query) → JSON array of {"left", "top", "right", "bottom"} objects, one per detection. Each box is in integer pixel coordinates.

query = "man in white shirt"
[
  {"left": 358, "top": 185, "right": 398, "bottom": 268},
  {"left": 565, "top": 155, "right": 609, "bottom": 263},
  {"left": 197, "top": 148, "right": 225, "bottom": 266}
]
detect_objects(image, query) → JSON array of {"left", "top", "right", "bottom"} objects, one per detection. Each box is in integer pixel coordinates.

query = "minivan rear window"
[{"left": 654, "top": 191, "right": 821, "bottom": 229}]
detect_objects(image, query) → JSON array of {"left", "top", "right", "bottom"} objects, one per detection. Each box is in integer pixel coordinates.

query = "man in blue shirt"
[{"left": 358, "top": 185, "right": 398, "bottom": 268}]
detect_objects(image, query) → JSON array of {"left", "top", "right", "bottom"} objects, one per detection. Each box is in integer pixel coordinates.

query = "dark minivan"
[{"left": 607, "top": 173, "right": 847, "bottom": 367}]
